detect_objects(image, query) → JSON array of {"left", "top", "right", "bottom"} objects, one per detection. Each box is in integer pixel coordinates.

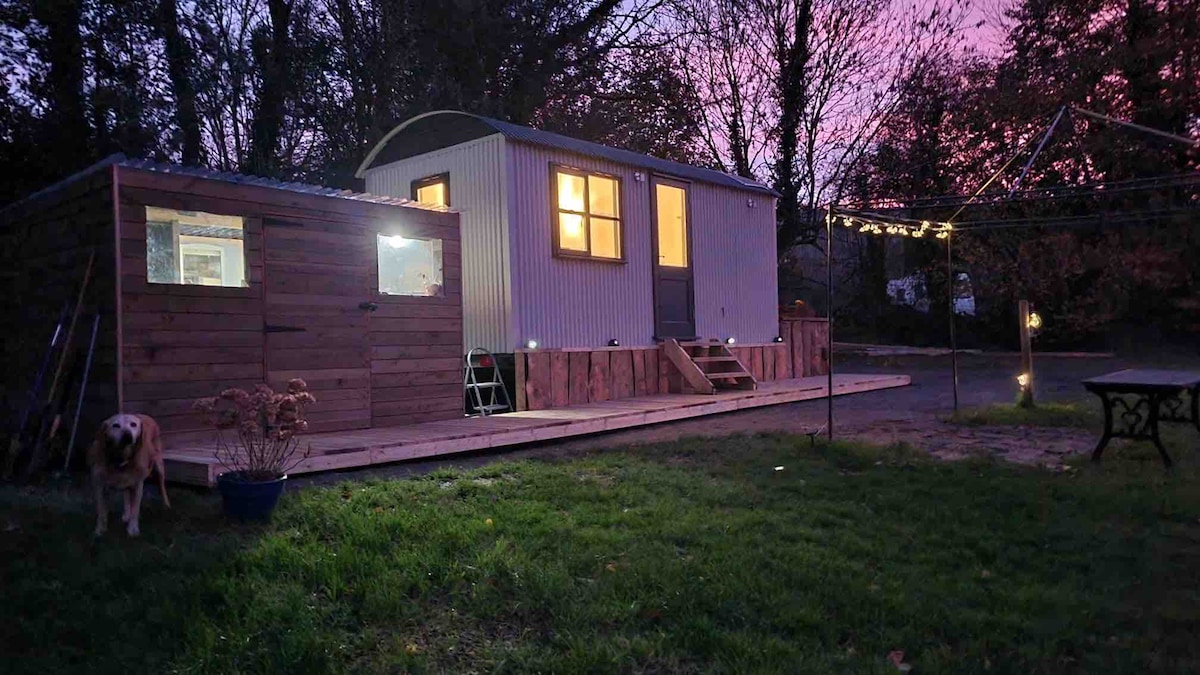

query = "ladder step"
[
  {"left": 472, "top": 381, "right": 504, "bottom": 388},
  {"left": 477, "top": 404, "right": 511, "bottom": 413}
]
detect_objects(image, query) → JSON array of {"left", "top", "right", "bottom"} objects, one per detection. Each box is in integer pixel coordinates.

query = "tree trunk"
[
  {"left": 33, "top": 0, "right": 90, "bottom": 174},
  {"left": 248, "top": 0, "right": 293, "bottom": 176},
  {"left": 159, "top": 0, "right": 202, "bottom": 165},
  {"left": 772, "top": 0, "right": 814, "bottom": 258}
]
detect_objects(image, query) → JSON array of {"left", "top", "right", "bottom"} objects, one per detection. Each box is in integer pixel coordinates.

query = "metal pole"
[
  {"left": 947, "top": 232, "right": 959, "bottom": 412},
  {"left": 1009, "top": 106, "right": 1067, "bottom": 198},
  {"left": 1070, "top": 106, "right": 1200, "bottom": 147},
  {"left": 826, "top": 204, "right": 834, "bottom": 440}
]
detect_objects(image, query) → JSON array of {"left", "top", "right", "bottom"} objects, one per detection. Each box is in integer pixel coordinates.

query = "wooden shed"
[{"left": 0, "top": 155, "right": 462, "bottom": 447}]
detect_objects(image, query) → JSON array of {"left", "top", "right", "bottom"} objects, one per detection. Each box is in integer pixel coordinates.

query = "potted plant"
[{"left": 194, "top": 379, "right": 316, "bottom": 521}]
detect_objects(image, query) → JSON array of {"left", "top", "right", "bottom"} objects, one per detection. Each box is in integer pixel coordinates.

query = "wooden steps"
[{"left": 666, "top": 339, "right": 757, "bottom": 393}]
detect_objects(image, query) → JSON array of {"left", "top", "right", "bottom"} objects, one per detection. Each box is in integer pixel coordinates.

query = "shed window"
[
  {"left": 146, "top": 207, "right": 247, "bottom": 287},
  {"left": 377, "top": 234, "right": 444, "bottom": 296},
  {"left": 553, "top": 166, "right": 621, "bottom": 260},
  {"left": 411, "top": 174, "right": 449, "bottom": 207}
]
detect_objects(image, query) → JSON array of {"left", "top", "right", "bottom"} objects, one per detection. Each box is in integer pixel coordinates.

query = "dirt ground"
[{"left": 294, "top": 352, "right": 1200, "bottom": 487}]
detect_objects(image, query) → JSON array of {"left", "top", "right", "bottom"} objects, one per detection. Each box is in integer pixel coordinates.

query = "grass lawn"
[
  {"left": 3, "top": 434, "right": 1199, "bottom": 673},
  {"left": 948, "top": 402, "right": 1102, "bottom": 428}
]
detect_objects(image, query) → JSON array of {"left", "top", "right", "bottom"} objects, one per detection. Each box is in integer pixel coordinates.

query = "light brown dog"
[{"left": 87, "top": 413, "right": 170, "bottom": 537}]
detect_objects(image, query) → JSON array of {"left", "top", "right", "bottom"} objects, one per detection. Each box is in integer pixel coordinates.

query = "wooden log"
[
  {"left": 751, "top": 347, "right": 765, "bottom": 381},
  {"left": 568, "top": 352, "right": 590, "bottom": 405},
  {"left": 610, "top": 349, "right": 634, "bottom": 399},
  {"left": 788, "top": 320, "right": 804, "bottom": 377},
  {"left": 588, "top": 351, "right": 611, "bottom": 402},
  {"left": 774, "top": 343, "right": 791, "bottom": 379},
  {"left": 763, "top": 346, "right": 776, "bottom": 381},
  {"left": 645, "top": 348, "right": 660, "bottom": 394},
  {"left": 525, "top": 351, "right": 551, "bottom": 411},
  {"left": 550, "top": 351, "right": 570, "bottom": 408},
  {"left": 632, "top": 349, "right": 648, "bottom": 397},
  {"left": 657, "top": 348, "right": 671, "bottom": 393},
  {"left": 514, "top": 352, "right": 527, "bottom": 411}
]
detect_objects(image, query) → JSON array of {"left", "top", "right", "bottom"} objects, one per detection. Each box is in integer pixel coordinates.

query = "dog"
[{"left": 87, "top": 413, "right": 170, "bottom": 537}]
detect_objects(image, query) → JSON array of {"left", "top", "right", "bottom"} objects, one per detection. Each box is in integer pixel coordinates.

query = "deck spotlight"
[
  {"left": 725, "top": 337, "right": 736, "bottom": 345},
  {"left": 608, "top": 339, "right": 620, "bottom": 347},
  {"left": 525, "top": 339, "right": 539, "bottom": 350}
]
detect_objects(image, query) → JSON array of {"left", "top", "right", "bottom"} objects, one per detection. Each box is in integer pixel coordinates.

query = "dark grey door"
[{"left": 651, "top": 177, "right": 695, "bottom": 339}]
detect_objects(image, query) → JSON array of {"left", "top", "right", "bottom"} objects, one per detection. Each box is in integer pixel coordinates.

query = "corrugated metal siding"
[
  {"left": 507, "top": 142, "right": 779, "bottom": 348},
  {"left": 363, "top": 135, "right": 511, "bottom": 352},
  {"left": 507, "top": 144, "right": 656, "bottom": 348},
  {"left": 691, "top": 187, "right": 780, "bottom": 342}
]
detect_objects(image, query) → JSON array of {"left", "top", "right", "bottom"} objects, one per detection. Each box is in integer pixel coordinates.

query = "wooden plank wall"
[
  {"left": 114, "top": 167, "right": 462, "bottom": 440},
  {"left": 513, "top": 323, "right": 830, "bottom": 412},
  {"left": 0, "top": 168, "right": 119, "bottom": 461},
  {"left": 516, "top": 347, "right": 660, "bottom": 411}
]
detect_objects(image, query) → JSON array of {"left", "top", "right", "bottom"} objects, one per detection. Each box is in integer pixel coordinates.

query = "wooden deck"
[{"left": 164, "top": 373, "right": 910, "bottom": 486}]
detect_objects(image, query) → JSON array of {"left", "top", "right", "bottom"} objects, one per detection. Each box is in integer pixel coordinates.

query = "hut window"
[
  {"left": 145, "top": 207, "right": 247, "bottom": 287},
  {"left": 411, "top": 173, "right": 449, "bottom": 207},
  {"left": 377, "top": 234, "right": 444, "bottom": 297},
  {"left": 552, "top": 166, "right": 622, "bottom": 260}
]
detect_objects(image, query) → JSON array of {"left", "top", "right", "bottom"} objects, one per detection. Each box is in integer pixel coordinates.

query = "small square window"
[
  {"left": 378, "top": 234, "right": 444, "bottom": 297},
  {"left": 146, "top": 207, "right": 247, "bottom": 287},
  {"left": 552, "top": 166, "right": 622, "bottom": 261},
  {"left": 411, "top": 174, "right": 450, "bottom": 207}
]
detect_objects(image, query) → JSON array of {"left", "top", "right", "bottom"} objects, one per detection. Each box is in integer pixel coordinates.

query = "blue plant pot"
[{"left": 217, "top": 471, "right": 287, "bottom": 522}]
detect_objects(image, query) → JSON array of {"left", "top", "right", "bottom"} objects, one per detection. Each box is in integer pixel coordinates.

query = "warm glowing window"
[
  {"left": 146, "top": 207, "right": 247, "bottom": 287},
  {"left": 411, "top": 174, "right": 449, "bottom": 207},
  {"left": 377, "top": 234, "right": 444, "bottom": 297},
  {"left": 553, "top": 166, "right": 621, "bottom": 260},
  {"left": 655, "top": 184, "right": 688, "bottom": 268}
]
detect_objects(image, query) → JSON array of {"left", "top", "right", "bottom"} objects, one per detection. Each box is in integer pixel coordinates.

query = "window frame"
[
  {"left": 549, "top": 163, "right": 625, "bottom": 263},
  {"left": 144, "top": 205, "right": 250, "bottom": 289},
  {"left": 410, "top": 173, "right": 450, "bottom": 207},
  {"left": 373, "top": 232, "right": 446, "bottom": 298}
]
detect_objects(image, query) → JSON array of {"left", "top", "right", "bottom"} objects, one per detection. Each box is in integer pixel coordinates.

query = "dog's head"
[{"left": 103, "top": 414, "right": 143, "bottom": 466}]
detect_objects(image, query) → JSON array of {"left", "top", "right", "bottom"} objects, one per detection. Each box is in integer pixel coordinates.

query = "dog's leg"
[
  {"left": 122, "top": 488, "right": 132, "bottom": 523},
  {"left": 126, "top": 480, "right": 144, "bottom": 537},
  {"left": 92, "top": 475, "right": 107, "bottom": 537},
  {"left": 154, "top": 444, "right": 170, "bottom": 509}
]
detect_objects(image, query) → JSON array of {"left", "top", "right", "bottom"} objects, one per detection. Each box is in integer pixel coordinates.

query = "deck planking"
[{"left": 164, "top": 373, "right": 910, "bottom": 486}]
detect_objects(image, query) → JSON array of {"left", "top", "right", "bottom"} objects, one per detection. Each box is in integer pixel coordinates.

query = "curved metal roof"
[{"left": 357, "top": 110, "right": 779, "bottom": 197}]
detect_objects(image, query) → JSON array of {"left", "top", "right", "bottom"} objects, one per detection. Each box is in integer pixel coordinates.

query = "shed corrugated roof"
[
  {"left": 2, "top": 153, "right": 450, "bottom": 217},
  {"left": 358, "top": 111, "right": 780, "bottom": 197}
]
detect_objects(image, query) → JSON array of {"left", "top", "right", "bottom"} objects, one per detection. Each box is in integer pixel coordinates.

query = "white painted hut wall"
[
  {"left": 362, "top": 135, "right": 512, "bottom": 353},
  {"left": 505, "top": 143, "right": 657, "bottom": 348},
  {"left": 505, "top": 141, "right": 779, "bottom": 349},
  {"left": 690, "top": 187, "right": 779, "bottom": 343}
]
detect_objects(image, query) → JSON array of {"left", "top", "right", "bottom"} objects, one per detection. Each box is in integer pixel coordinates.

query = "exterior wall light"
[
  {"left": 525, "top": 340, "right": 539, "bottom": 350},
  {"left": 773, "top": 336, "right": 784, "bottom": 343},
  {"left": 725, "top": 337, "right": 736, "bottom": 345},
  {"left": 608, "top": 339, "right": 620, "bottom": 347}
]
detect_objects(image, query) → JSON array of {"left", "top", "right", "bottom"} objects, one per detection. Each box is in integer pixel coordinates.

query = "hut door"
[
  {"left": 651, "top": 177, "right": 695, "bottom": 339},
  {"left": 263, "top": 218, "right": 373, "bottom": 432}
]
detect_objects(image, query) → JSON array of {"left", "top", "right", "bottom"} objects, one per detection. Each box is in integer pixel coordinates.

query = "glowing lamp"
[
  {"left": 1027, "top": 312, "right": 1043, "bottom": 331},
  {"left": 608, "top": 339, "right": 620, "bottom": 347},
  {"left": 385, "top": 235, "right": 412, "bottom": 248},
  {"left": 773, "top": 336, "right": 784, "bottom": 343},
  {"left": 1017, "top": 373, "right": 1030, "bottom": 388},
  {"left": 525, "top": 340, "right": 539, "bottom": 350},
  {"left": 725, "top": 337, "right": 736, "bottom": 345}
]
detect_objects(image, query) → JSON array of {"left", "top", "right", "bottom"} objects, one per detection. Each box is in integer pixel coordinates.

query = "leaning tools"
[
  {"left": 3, "top": 304, "right": 69, "bottom": 478},
  {"left": 17, "top": 250, "right": 95, "bottom": 481},
  {"left": 63, "top": 313, "right": 101, "bottom": 471}
]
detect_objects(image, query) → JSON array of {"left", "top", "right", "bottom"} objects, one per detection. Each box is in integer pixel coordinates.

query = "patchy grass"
[
  {"left": 948, "top": 402, "right": 1102, "bottom": 428},
  {"left": 3, "top": 434, "right": 1200, "bottom": 673}
]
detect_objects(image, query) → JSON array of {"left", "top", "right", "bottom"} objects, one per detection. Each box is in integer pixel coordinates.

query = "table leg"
[
  {"left": 1149, "top": 393, "right": 1173, "bottom": 468},
  {"left": 1191, "top": 386, "right": 1199, "bottom": 435},
  {"left": 1091, "top": 391, "right": 1113, "bottom": 463}
]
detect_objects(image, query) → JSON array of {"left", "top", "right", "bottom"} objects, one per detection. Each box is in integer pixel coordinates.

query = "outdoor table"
[{"left": 1082, "top": 369, "right": 1200, "bottom": 468}]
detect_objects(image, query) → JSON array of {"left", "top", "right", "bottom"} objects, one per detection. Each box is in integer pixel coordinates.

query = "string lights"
[{"left": 833, "top": 213, "right": 954, "bottom": 239}]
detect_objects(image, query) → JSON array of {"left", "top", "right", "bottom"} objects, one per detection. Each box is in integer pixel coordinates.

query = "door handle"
[{"left": 358, "top": 301, "right": 379, "bottom": 312}]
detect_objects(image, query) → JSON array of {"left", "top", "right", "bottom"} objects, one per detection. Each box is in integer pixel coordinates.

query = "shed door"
[
  {"left": 263, "top": 218, "right": 372, "bottom": 432},
  {"left": 651, "top": 177, "right": 695, "bottom": 339}
]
